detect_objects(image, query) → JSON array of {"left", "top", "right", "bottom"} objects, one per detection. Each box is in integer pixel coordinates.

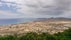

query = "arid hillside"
[{"left": 0, "top": 18, "right": 71, "bottom": 36}]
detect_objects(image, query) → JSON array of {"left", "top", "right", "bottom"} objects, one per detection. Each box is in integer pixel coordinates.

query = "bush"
[{"left": 0, "top": 29, "right": 71, "bottom": 40}]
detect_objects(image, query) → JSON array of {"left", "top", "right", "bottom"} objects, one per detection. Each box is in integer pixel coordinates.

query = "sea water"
[{"left": 0, "top": 18, "right": 36, "bottom": 25}]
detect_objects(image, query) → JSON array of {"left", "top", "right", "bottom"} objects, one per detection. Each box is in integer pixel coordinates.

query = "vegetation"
[{"left": 0, "top": 29, "right": 71, "bottom": 40}]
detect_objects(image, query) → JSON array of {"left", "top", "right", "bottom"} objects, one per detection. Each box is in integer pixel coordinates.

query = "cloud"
[
  {"left": 0, "top": 10, "right": 23, "bottom": 19},
  {"left": 0, "top": 0, "right": 21, "bottom": 12},
  {"left": 0, "top": 0, "right": 71, "bottom": 18},
  {"left": 17, "top": 0, "right": 71, "bottom": 17}
]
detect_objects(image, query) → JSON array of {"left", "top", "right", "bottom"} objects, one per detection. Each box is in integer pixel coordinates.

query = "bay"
[{"left": 0, "top": 18, "right": 36, "bottom": 25}]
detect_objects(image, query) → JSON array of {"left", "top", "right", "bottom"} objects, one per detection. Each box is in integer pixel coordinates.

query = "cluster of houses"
[{"left": 0, "top": 21, "right": 71, "bottom": 36}]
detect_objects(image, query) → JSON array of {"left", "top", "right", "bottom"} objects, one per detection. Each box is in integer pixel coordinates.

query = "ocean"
[{"left": 0, "top": 18, "right": 36, "bottom": 25}]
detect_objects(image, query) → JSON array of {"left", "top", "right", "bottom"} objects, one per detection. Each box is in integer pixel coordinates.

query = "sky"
[{"left": 0, "top": 0, "right": 71, "bottom": 18}]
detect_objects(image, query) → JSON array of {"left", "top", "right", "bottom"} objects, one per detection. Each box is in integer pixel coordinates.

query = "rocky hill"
[{"left": 0, "top": 18, "right": 71, "bottom": 36}]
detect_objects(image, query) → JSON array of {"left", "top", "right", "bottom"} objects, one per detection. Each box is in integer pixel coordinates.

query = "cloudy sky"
[{"left": 0, "top": 0, "right": 71, "bottom": 18}]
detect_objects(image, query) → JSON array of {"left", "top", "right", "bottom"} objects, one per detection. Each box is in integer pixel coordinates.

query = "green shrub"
[{"left": 0, "top": 28, "right": 71, "bottom": 40}]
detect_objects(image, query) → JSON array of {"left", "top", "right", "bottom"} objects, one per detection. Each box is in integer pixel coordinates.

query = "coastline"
[{"left": 0, "top": 20, "right": 71, "bottom": 36}]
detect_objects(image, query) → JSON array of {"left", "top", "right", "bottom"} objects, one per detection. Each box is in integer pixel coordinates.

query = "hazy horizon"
[{"left": 0, "top": 0, "right": 71, "bottom": 25}]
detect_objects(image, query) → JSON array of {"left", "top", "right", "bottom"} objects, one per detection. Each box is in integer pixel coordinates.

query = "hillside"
[{"left": 0, "top": 18, "right": 71, "bottom": 36}]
